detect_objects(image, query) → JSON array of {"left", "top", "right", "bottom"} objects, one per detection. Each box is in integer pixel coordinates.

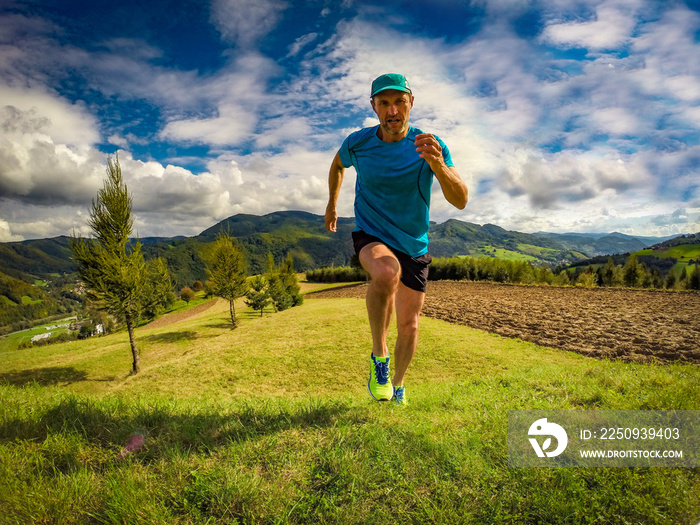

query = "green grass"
[
  {"left": 0, "top": 317, "right": 76, "bottom": 353},
  {"left": 516, "top": 243, "right": 561, "bottom": 260},
  {"left": 637, "top": 245, "right": 700, "bottom": 262},
  {"left": 461, "top": 245, "right": 540, "bottom": 262},
  {"left": 490, "top": 247, "right": 539, "bottom": 262},
  {"left": 165, "top": 293, "right": 211, "bottom": 315},
  {"left": 0, "top": 295, "right": 17, "bottom": 307},
  {"left": 1, "top": 296, "right": 699, "bottom": 524},
  {"left": 637, "top": 245, "right": 700, "bottom": 278}
]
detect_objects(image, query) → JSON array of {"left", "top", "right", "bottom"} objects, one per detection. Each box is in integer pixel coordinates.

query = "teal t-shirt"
[{"left": 338, "top": 125, "right": 453, "bottom": 257}]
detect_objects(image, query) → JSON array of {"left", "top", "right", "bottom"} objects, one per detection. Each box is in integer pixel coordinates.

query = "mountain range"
[{"left": 0, "top": 211, "right": 682, "bottom": 288}]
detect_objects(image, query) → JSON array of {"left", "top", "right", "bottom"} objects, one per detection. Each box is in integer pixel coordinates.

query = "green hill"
[
  {"left": 0, "top": 270, "right": 72, "bottom": 331},
  {"left": 1, "top": 293, "right": 698, "bottom": 523},
  {"left": 636, "top": 234, "right": 700, "bottom": 278},
  {"left": 537, "top": 231, "right": 672, "bottom": 256},
  {"left": 0, "top": 211, "right": 691, "bottom": 289},
  {"left": 428, "top": 219, "right": 587, "bottom": 264},
  {"left": 570, "top": 233, "right": 700, "bottom": 278},
  {"left": 197, "top": 211, "right": 357, "bottom": 274},
  {"left": 0, "top": 236, "right": 74, "bottom": 280}
]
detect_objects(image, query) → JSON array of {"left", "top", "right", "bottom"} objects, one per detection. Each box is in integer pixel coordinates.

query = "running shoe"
[
  {"left": 368, "top": 354, "right": 393, "bottom": 401},
  {"left": 393, "top": 385, "right": 407, "bottom": 405}
]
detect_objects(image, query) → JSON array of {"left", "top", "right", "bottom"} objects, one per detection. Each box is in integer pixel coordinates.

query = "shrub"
[{"left": 180, "top": 286, "right": 195, "bottom": 303}]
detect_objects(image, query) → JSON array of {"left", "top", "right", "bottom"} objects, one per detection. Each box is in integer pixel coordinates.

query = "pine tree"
[
  {"left": 205, "top": 232, "right": 248, "bottom": 327},
  {"left": 555, "top": 270, "right": 571, "bottom": 286},
  {"left": 576, "top": 268, "right": 597, "bottom": 288},
  {"left": 141, "top": 257, "right": 176, "bottom": 321},
  {"left": 245, "top": 275, "right": 271, "bottom": 316},
  {"left": 70, "top": 157, "right": 173, "bottom": 374},
  {"left": 622, "top": 254, "right": 641, "bottom": 288},
  {"left": 689, "top": 264, "right": 700, "bottom": 291},
  {"left": 664, "top": 271, "right": 677, "bottom": 290},
  {"left": 264, "top": 253, "right": 304, "bottom": 311},
  {"left": 280, "top": 253, "right": 303, "bottom": 307},
  {"left": 601, "top": 258, "right": 621, "bottom": 287},
  {"left": 265, "top": 253, "right": 290, "bottom": 312}
]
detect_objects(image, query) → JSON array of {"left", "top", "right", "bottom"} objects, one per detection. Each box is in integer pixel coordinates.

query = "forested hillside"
[{"left": 0, "top": 211, "right": 690, "bottom": 290}]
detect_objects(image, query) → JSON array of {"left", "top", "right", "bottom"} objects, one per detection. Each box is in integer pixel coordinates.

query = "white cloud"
[
  {"left": 540, "top": 0, "right": 642, "bottom": 50},
  {"left": 107, "top": 134, "right": 128, "bottom": 148},
  {"left": 0, "top": 91, "right": 104, "bottom": 206},
  {"left": 210, "top": 0, "right": 288, "bottom": 48},
  {"left": 1, "top": 0, "right": 699, "bottom": 242},
  {"left": 0, "top": 86, "right": 100, "bottom": 147},
  {"left": 288, "top": 32, "right": 319, "bottom": 57},
  {"left": 255, "top": 116, "right": 313, "bottom": 148},
  {"left": 158, "top": 53, "right": 281, "bottom": 147},
  {"left": 0, "top": 201, "right": 94, "bottom": 240},
  {"left": 587, "top": 107, "right": 642, "bottom": 136},
  {"left": 494, "top": 149, "right": 648, "bottom": 209},
  {"left": 161, "top": 102, "right": 257, "bottom": 146},
  {"left": 0, "top": 218, "right": 22, "bottom": 242}
]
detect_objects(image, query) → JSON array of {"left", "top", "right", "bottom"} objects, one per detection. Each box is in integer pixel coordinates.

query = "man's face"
[{"left": 371, "top": 90, "right": 414, "bottom": 139}]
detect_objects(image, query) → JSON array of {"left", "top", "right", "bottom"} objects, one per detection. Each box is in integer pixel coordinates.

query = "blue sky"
[{"left": 1, "top": 0, "right": 699, "bottom": 241}]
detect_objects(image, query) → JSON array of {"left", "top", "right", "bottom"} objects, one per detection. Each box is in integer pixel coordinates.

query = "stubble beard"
[{"left": 381, "top": 117, "right": 408, "bottom": 137}]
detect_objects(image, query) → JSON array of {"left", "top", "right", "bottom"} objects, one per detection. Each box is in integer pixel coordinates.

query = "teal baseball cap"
[{"left": 371, "top": 73, "right": 412, "bottom": 97}]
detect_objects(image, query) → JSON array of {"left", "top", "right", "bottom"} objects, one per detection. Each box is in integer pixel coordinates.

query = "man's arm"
[
  {"left": 325, "top": 152, "right": 345, "bottom": 232},
  {"left": 415, "top": 133, "right": 468, "bottom": 209}
]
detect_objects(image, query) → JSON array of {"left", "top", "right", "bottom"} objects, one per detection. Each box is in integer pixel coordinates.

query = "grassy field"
[
  {"left": 0, "top": 293, "right": 213, "bottom": 353},
  {"left": 1, "top": 290, "right": 699, "bottom": 524},
  {"left": 637, "top": 244, "right": 700, "bottom": 262},
  {"left": 0, "top": 317, "right": 77, "bottom": 352},
  {"left": 637, "top": 244, "right": 700, "bottom": 278}
]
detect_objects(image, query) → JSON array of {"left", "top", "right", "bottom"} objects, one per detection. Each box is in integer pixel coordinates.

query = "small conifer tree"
[
  {"left": 664, "top": 271, "right": 677, "bottom": 289},
  {"left": 622, "top": 254, "right": 641, "bottom": 288},
  {"left": 265, "top": 253, "right": 303, "bottom": 311},
  {"left": 265, "top": 253, "right": 289, "bottom": 312},
  {"left": 245, "top": 275, "right": 271, "bottom": 316},
  {"left": 689, "top": 264, "right": 700, "bottom": 291},
  {"left": 280, "top": 253, "right": 303, "bottom": 307},
  {"left": 205, "top": 232, "right": 248, "bottom": 327},
  {"left": 71, "top": 157, "right": 173, "bottom": 374}
]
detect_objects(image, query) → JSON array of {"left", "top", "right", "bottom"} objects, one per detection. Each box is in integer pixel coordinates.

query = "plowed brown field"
[{"left": 309, "top": 281, "right": 700, "bottom": 364}]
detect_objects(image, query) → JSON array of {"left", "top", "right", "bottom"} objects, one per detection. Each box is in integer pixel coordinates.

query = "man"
[{"left": 325, "top": 73, "right": 468, "bottom": 404}]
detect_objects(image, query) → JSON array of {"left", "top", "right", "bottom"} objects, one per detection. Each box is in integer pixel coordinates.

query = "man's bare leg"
[
  {"left": 358, "top": 242, "right": 401, "bottom": 358},
  {"left": 392, "top": 283, "right": 425, "bottom": 387}
]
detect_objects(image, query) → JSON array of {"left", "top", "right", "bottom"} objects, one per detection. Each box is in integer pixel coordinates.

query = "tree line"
[
  {"left": 306, "top": 254, "right": 700, "bottom": 291},
  {"left": 305, "top": 265, "right": 368, "bottom": 283}
]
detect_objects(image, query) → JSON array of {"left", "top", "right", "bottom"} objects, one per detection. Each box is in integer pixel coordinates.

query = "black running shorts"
[{"left": 352, "top": 230, "right": 432, "bottom": 293}]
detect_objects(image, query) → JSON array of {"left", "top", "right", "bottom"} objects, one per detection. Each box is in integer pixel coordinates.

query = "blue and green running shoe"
[
  {"left": 368, "top": 354, "right": 393, "bottom": 401},
  {"left": 393, "top": 385, "right": 407, "bottom": 405}
]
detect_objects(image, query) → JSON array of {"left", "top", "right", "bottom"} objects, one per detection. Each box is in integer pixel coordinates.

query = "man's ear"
[{"left": 370, "top": 97, "right": 377, "bottom": 114}]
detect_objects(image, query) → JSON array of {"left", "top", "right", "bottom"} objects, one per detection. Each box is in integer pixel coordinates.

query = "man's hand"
[
  {"left": 325, "top": 202, "right": 338, "bottom": 232},
  {"left": 325, "top": 152, "right": 345, "bottom": 232},
  {"left": 415, "top": 133, "right": 468, "bottom": 210},
  {"left": 415, "top": 133, "right": 447, "bottom": 172}
]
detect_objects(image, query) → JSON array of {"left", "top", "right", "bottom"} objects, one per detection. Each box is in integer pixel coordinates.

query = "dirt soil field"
[{"left": 309, "top": 281, "right": 700, "bottom": 364}]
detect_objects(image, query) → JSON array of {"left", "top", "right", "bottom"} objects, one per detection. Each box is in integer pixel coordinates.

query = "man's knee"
[
  {"left": 397, "top": 312, "right": 420, "bottom": 335},
  {"left": 368, "top": 256, "right": 401, "bottom": 291}
]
